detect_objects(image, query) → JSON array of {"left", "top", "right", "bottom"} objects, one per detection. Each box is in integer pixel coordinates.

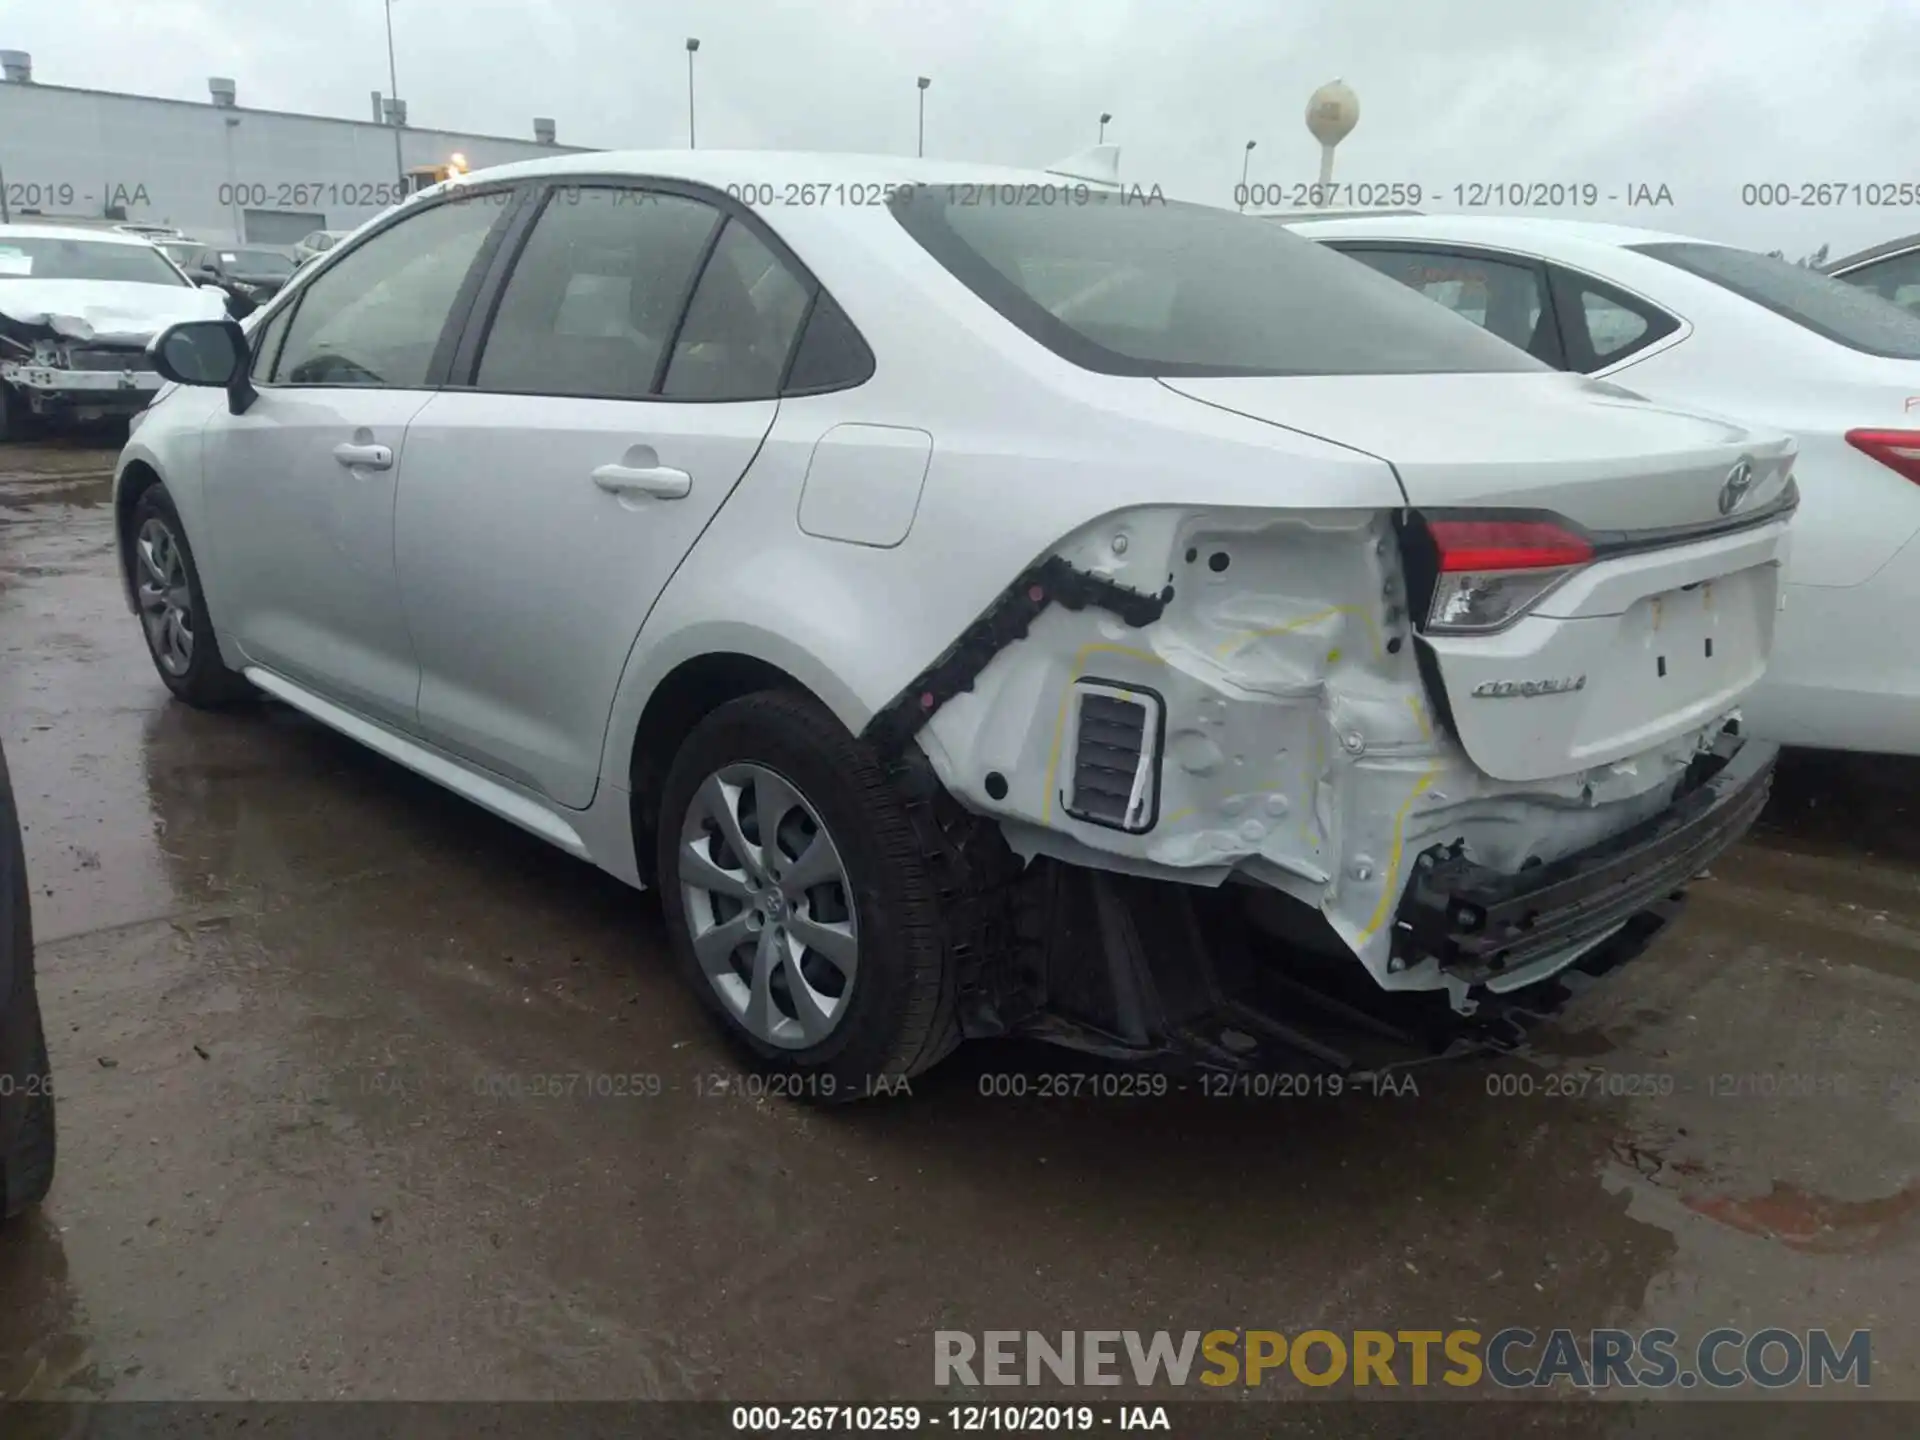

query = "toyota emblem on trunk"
[{"left": 1718, "top": 459, "right": 1755, "bottom": 514}]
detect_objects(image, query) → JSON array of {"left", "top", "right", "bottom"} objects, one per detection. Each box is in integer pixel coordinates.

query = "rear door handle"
[
  {"left": 333, "top": 442, "right": 393, "bottom": 470},
  {"left": 592, "top": 462, "right": 692, "bottom": 500}
]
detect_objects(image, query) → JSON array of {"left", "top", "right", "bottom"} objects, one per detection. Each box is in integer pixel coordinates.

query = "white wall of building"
[{"left": 0, "top": 79, "right": 592, "bottom": 243}]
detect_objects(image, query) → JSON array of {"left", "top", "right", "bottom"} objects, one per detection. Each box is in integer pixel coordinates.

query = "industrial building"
[{"left": 0, "top": 49, "right": 595, "bottom": 244}]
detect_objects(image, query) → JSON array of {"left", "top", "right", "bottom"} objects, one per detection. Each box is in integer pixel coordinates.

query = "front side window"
[
  {"left": 662, "top": 218, "right": 812, "bottom": 400},
  {"left": 1635, "top": 241, "right": 1920, "bottom": 359},
  {"left": 1837, "top": 249, "right": 1920, "bottom": 315},
  {"left": 250, "top": 302, "right": 295, "bottom": 382},
  {"left": 1338, "top": 247, "right": 1555, "bottom": 360},
  {"left": 890, "top": 189, "right": 1543, "bottom": 377},
  {"left": 0, "top": 235, "right": 187, "bottom": 287},
  {"left": 473, "top": 187, "right": 720, "bottom": 400},
  {"left": 273, "top": 192, "right": 508, "bottom": 387}
]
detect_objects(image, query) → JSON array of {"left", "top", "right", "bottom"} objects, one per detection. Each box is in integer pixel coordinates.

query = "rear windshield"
[
  {"left": 889, "top": 187, "right": 1545, "bottom": 377},
  {"left": 1633, "top": 241, "right": 1920, "bottom": 359}
]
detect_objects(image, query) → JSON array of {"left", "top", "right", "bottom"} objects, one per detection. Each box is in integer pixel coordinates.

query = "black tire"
[
  {"left": 0, "top": 740, "right": 54, "bottom": 1220},
  {"left": 655, "top": 691, "right": 959, "bottom": 1099},
  {"left": 129, "top": 483, "right": 255, "bottom": 708},
  {"left": 0, "top": 1006, "right": 54, "bottom": 1221},
  {"left": 0, "top": 381, "right": 36, "bottom": 444}
]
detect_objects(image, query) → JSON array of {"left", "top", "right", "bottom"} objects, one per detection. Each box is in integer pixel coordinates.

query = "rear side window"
[
  {"left": 890, "top": 188, "right": 1544, "bottom": 377},
  {"left": 784, "top": 292, "right": 874, "bottom": 392},
  {"left": 662, "top": 218, "right": 812, "bottom": 400},
  {"left": 1634, "top": 241, "right": 1920, "bottom": 359},
  {"left": 1545, "top": 267, "right": 1680, "bottom": 373},
  {"left": 1337, "top": 247, "right": 1558, "bottom": 363},
  {"left": 474, "top": 187, "right": 720, "bottom": 400}
]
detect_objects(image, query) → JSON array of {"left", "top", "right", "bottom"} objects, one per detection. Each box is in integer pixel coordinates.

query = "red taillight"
[
  {"left": 1846, "top": 428, "right": 1920, "bottom": 485},
  {"left": 1427, "top": 519, "right": 1594, "bottom": 572}
]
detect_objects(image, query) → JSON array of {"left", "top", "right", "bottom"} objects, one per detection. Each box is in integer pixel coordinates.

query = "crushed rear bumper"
[{"left": 1393, "top": 726, "right": 1775, "bottom": 986}]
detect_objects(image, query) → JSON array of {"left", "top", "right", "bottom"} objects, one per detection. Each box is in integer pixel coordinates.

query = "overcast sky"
[{"left": 7, "top": 0, "right": 1915, "bottom": 257}]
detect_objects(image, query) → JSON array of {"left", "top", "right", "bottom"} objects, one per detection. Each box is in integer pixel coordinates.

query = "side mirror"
[
  {"left": 197, "top": 282, "right": 227, "bottom": 295},
  {"left": 149, "top": 319, "right": 256, "bottom": 414}
]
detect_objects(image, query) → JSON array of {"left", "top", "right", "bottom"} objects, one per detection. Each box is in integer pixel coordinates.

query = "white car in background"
[
  {"left": 0, "top": 223, "right": 227, "bottom": 438},
  {"left": 1290, "top": 214, "right": 1920, "bottom": 756},
  {"left": 113, "top": 153, "right": 1793, "bottom": 1091},
  {"left": 292, "top": 229, "right": 354, "bottom": 266}
]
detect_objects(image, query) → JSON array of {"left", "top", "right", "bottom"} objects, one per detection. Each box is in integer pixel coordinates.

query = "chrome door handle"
[
  {"left": 333, "top": 442, "right": 393, "bottom": 470},
  {"left": 591, "top": 462, "right": 691, "bottom": 500}
]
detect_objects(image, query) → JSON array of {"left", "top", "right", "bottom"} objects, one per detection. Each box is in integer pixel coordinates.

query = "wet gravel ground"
[{"left": 2, "top": 434, "right": 1918, "bottom": 1415}]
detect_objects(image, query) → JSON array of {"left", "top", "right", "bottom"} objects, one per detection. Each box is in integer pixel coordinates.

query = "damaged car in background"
[
  {"left": 0, "top": 223, "right": 226, "bottom": 440},
  {"left": 114, "top": 151, "right": 1797, "bottom": 1094}
]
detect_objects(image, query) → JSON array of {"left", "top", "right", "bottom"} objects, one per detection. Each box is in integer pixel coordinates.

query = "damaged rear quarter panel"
[{"left": 915, "top": 505, "right": 1730, "bottom": 991}]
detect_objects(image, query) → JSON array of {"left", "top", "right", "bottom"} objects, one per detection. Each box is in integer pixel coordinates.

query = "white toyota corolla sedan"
[
  {"left": 1288, "top": 212, "right": 1920, "bottom": 757},
  {"left": 116, "top": 152, "right": 1796, "bottom": 1094}
]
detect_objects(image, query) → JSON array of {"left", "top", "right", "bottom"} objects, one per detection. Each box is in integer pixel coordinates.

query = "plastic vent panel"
[{"left": 1063, "top": 680, "right": 1163, "bottom": 832}]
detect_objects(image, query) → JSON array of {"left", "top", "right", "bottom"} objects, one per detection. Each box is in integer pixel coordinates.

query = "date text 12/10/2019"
[{"left": 1233, "top": 182, "right": 1675, "bottom": 209}]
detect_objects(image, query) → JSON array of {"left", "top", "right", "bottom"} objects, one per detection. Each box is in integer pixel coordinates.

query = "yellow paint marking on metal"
[
  {"left": 1355, "top": 765, "right": 1444, "bottom": 943},
  {"left": 1214, "top": 604, "right": 1383, "bottom": 663},
  {"left": 1406, "top": 694, "right": 1433, "bottom": 742}
]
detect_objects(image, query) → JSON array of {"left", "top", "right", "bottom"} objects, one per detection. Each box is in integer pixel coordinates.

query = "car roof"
[
  {"left": 425, "top": 147, "right": 1112, "bottom": 197},
  {"left": 1281, "top": 212, "right": 1707, "bottom": 250},
  {"left": 1824, "top": 231, "right": 1920, "bottom": 274},
  {"left": 0, "top": 221, "right": 161, "bottom": 247}
]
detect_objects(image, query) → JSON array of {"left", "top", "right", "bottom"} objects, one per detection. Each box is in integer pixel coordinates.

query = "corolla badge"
[
  {"left": 1472, "top": 675, "right": 1587, "bottom": 699},
  {"left": 1718, "top": 459, "right": 1755, "bottom": 515}
]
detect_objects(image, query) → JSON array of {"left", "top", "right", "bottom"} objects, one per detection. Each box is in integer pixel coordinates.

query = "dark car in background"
[
  {"left": 181, "top": 244, "right": 299, "bottom": 318},
  {"left": 0, "top": 735, "right": 54, "bottom": 1219}
]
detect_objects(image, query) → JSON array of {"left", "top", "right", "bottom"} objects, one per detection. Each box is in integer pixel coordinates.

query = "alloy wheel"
[
  {"left": 135, "top": 517, "right": 195, "bottom": 676},
  {"left": 678, "top": 762, "right": 859, "bottom": 1048}
]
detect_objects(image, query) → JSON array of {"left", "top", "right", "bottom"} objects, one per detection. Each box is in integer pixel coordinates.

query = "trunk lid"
[
  {"left": 1161, "top": 370, "right": 1795, "bottom": 527},
  {"left": 1161, "top": 370, "right": 1798, "bottom": 783}
]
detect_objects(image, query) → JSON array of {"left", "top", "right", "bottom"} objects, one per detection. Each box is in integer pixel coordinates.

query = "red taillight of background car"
[
  {"left": 1422, "top": 517, "right": 1594, "bottom": 634},
  {"left": 1845, "top": 429, "right": 1920, "bottom": 485}
]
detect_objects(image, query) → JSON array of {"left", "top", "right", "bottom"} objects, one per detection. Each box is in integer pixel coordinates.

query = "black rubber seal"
[{"left": 863, "top": 555, "right": 1165, "bottom": 757}]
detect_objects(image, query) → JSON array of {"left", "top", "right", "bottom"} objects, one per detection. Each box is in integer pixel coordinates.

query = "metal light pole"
[
  {"left": 1238, "top": 139, "right": 1256, "bottom": 210},
  {"left": 1098, "top": 112, "right": 1111, "bottom": 143},
  {"left": 686, "top": 38, "right": 700, "bottom": 148},
  {"left": 384, "top": 0, "right": 404, "bottom": 186},
  {"left": 917, "top": 76, "right": 930, "bottom": 157}
]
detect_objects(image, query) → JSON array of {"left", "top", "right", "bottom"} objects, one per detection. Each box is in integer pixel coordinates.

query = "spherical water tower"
[{"left": 1306, "top": 80, "right": 1359, "bottom": 192}]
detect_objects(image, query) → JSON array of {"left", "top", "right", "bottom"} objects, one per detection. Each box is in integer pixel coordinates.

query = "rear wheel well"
[
  {"left": 116, "top": 461, "right": 163, "bottom": 601},
  {"left": 628, "top": 653, "right": 807, "bottom": 885}
]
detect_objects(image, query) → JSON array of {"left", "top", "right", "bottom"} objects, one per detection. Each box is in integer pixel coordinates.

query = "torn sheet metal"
[{"left": 913, "top": 503, "right": 1736, "bottom": 998}]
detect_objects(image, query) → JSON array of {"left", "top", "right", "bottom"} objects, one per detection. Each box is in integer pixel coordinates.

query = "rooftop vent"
[
  {"left": 371, "top": 90, "right": 385, "bottom": 123},
  {"left": 209, "top": 76, "right": 236, "bottom": 107},
  {"left": 382, "top": 96, "right": 407, "bottom": 126},
  {"left": 533, "top": 117, "right": 556, "bottom": 145},
  {"left": 0, "top": 50, "right": 31, "bottom": 83}
]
